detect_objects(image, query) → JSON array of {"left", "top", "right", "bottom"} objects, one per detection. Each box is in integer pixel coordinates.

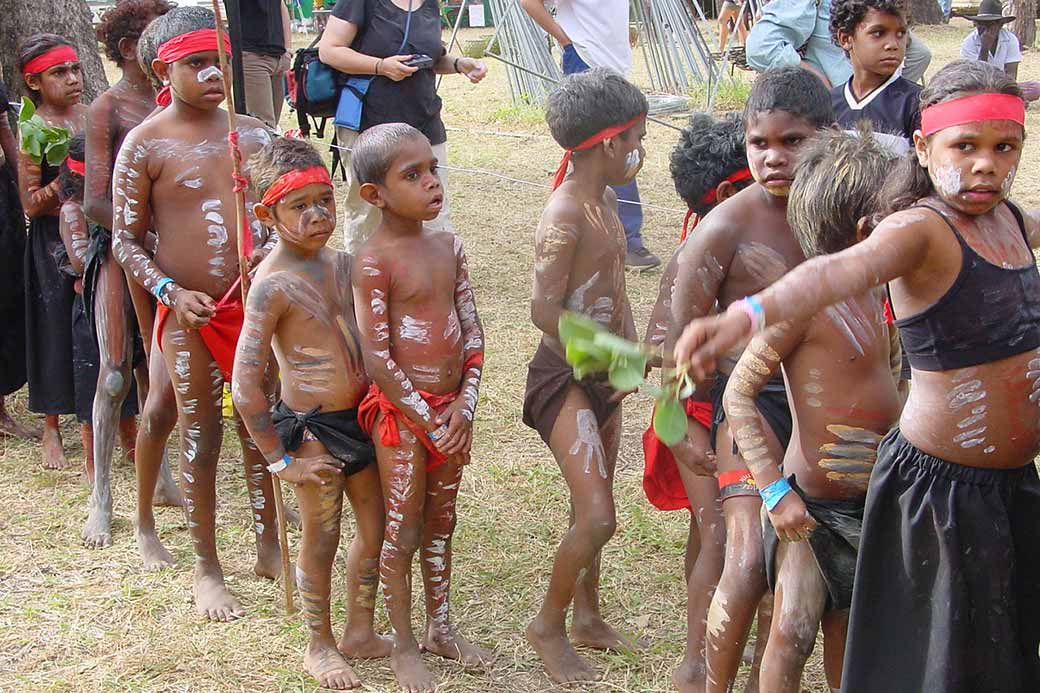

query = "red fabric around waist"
[
  {"left": 641, "top": 400, "right": 714, "bottom": 511},
  {"left": 154, "top": 277, "right": 244, "bottom": 382}
]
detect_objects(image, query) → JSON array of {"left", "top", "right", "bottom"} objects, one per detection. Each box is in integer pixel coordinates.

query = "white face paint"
[
  {"left": 931, "top": 164, "right": 962, "bottom": 199},
  {"left": 197, "top": 65, "right": 222, "bottom": 83},
  {"left": 1002, "top": 165, "right": 1017, "bottom": 196},
  {"left": 624, "top": 149, "right": 642, "bottom": 178}
]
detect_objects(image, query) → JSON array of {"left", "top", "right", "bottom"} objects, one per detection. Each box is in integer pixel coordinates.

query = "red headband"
[
  {"left": 65, "top": 157, "right": 85, "bottom": 176},
  {"left": 157, "top": 28, "right": 231, "bottom": 64},
  {"left": 22, "top": 45, "right": 78, "bottom": 76},
  {"left": 701, "top": 168, "right": 753, "bottom": 206},
  {"left": 920, "top": 93, "right": 1025, "bottom": 137},
  {"left": 260, "top": 165, "right": 333, "bottom": 208},
  {"left": 551, "top": 113, "right": 645, "bottom": 191}
]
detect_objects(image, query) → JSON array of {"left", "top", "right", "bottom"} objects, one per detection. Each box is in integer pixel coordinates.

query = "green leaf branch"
[
  {"left": 17, "top": 97, "right": 71, "bottom": 166},
  {"left": 559, "top": 312, "right": 695, "bottom": 446}
]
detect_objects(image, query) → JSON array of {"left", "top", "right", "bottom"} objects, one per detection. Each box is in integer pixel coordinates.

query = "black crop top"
[{"left": 892, "top": 202, "right": 1040, "bottom": 371}]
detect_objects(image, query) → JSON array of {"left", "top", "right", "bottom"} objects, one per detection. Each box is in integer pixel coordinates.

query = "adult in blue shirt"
[{"left": 746, "top": 0, "right": 931, "bottom": 87}]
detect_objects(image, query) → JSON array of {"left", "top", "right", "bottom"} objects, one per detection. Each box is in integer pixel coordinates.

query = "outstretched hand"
[
  {"left": 276, "top": 453, "right": 344, "bottom": 486},
  {"left": 768, "top": 492, "right": 817, "bottom": 543},
  {"left": 674, "top": 308, "right": 751, "bottom": 381}
]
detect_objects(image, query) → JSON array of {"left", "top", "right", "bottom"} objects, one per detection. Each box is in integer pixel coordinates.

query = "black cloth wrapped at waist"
[{"left": 272, "top": 401, "right": 375, "bottom": 476}]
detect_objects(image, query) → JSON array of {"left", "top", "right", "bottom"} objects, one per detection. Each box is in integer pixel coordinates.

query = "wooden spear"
[{"left": 209, "top": 0, "right": 295, "bottom": 615}]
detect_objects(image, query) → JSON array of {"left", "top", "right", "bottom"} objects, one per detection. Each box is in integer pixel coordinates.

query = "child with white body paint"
[
  {"left": 675, "top": 60, "right": 1040, "bottom": 690},
  {"left": 233, "top": 137, "right": 391, "bottom": 691},
  {"left": 723, "top": 127, "right": 901, "bottom": 692},
  {"left": 111, "top": 6, "right": 282, "bottom": 622},
  {"left": 522, "top": 67, "right": 646, "bottom": 686},
  {"left": 349, "top": 122, "right": 489, "bottom": 693}
]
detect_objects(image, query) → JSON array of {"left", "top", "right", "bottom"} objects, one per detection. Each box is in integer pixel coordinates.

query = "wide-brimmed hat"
[{"left": 964, "top": 0, "right": 1015, "bottom": 24}]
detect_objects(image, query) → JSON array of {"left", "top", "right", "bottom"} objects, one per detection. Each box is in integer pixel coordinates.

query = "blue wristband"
[
  {"left": 760, "top": 476, "right": 792, "bottom": 511},
  {"left": 745, "top": 294, "right": 766, "bottom": 332},
  {"left": 267, "top": 453, "right": 292, "bottom": 474},
  {"left": 153, "top": 277, "right": 175, "bottom": 300}
]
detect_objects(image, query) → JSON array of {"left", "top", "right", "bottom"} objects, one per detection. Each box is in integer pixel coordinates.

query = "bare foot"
[
  {"left": 338, "top": 629, "right": 393, "bottom": 659},
  {"left": 526, "top": 618, "right": 601, "bottom": 684},
  {"left": 571, "top": 616, "right": 637, "bottom": 652},
  {"left": 391, "top": 645, "right": 437, "bottom": 693},
  {"left": 136, "top": 526, "right": 175, "bottom": 570},
  {"left": 82, "top": 501, "right": 112, "bottom": 548},
  {"left": 41, "top": 427, "right": 72, "bottom": 470},
  {"left": 152, "top": 463, "right": 185, "bottom": 507},
  {"left": 673, "top": 657, "right": 707, "bottom": 693},
  {"left": 253, "top": 540, "right": 289, "bottom": 580},
  {"left": 305, "top": 642, "right": 362, "bottom": 690},
  {"left": 0, "top": 412, "right": 42, "bottom": 441},
  {"left": 194, "top": 569, "right": 245, "bottom": 622},
  {"left": 422, "top": 627, "right": 494, "bottom": 670}
]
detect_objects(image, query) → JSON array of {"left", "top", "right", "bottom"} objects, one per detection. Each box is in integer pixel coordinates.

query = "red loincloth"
[
  {"left": 641, "top": 400, "right": 713, "bottom": 511},
  {"left": 358, "top": 353, "right": 483, "bottom": 471},
  {"left": 155, "top": 276, "right": 244, "bottom": 382}
]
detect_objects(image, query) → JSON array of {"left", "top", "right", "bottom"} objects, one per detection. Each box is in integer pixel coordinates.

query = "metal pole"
[{"left": 436, "top": 0, "right": 470, "bottom": 90}]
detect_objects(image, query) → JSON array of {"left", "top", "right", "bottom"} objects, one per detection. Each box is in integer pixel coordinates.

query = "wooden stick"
[{"left": 209, "top": 0, "right": 295, "bottom": 616}]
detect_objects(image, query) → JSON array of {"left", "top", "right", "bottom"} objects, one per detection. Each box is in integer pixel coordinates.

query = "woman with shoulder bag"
[{"left": 318, "top": 0, "right": 487, "bottom": 247}]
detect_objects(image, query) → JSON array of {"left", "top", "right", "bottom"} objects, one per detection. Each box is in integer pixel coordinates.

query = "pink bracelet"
[{"left": 735, "top": 296, "right": 765, "bottom": 333}]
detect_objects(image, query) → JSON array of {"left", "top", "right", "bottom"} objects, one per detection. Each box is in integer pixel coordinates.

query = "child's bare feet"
[
  {"left": 422, "top": 626, "right": 493, "bottom": 670},
  {"left": 391, "top": 644, "right": 437, "bottom": 693},
  {"left": 338, "top": 629, "right": 393, "bottom": 659},
  {"left": 673, "top": 657, "right": 708, "bottom": 693},
  {"left": 305, "top": 643, "right": 362, "bottom": 690},
  {"left": 570, "top": 616, "right": 637, "bottom": 652},
  {"left": 526, "top": 618, "right": 601, "bottom": 684},
  {"left": 194, "top": 568, "right": 245, "bottom": 622},
  {"left": 0, "top": 410, "right": 41, "bottom": 440},
  {"left": 41, "top": 425, "right": 72, "bottom": 470},
  {"left": 153, "top": 461, "right": 186, "bottom": 507},
  {"left": 136, "top": 525, "right": 176, "bottom": 570},
  {"left": 82, "top": 501, "right": 112, "bottom": 548},
  {"left": 253, "top": 538, "right": 286, "bottom": 580}
]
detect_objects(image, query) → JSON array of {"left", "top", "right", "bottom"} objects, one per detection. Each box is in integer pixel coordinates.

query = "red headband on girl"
[
  {"left": 65, "top": 157, "right": 85, "bottom": 176},
  {"left": 920, "top": 93, "right": 1025, "bottom": 137},
  {"left": 701, "top": 168, "right": 753, "bottom": 206},
  {"left": 22, "top": 45, "right": 78, "bottom": 76},
  {"left": 260, "top": 165, "right": 333, "bottom": 207},
  {"left": 157, "top": 28, "right": 231, "bottom": 64},
  {"left": 551, "top": 113, "right": 646, "bottom": 191}
]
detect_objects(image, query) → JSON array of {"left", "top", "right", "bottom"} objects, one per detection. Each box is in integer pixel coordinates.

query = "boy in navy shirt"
[{"left": 829, "top": 0, "right": 920, "bottom": 155}]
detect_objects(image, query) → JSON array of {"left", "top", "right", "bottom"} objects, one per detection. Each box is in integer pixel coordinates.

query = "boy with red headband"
[
  {"left": 82, "top": 0, "right": 181, "bottom": 554},
  {"left": 641, "top": 111, "right": 756, "bottom": 693},
  {"left": 233, "top": 137, "right": 390, "bottom": 691},
  {"left": 674, "top": 60, "right": 1040, "bottom": 690},
  {"left": 350, "top": 122, "right": 489, "bottom": 693},
  {"left": 668, "top": 66, "right": 833, "bottom": 693},
  {"left": 17, "top": 33, "right": 86, "bottom": 470},
  {"left": 522, "top": 67, "right": 646, "bottom": 686},
  {"left": 111, "top": 6, "right": 281, "bottom": 622}
]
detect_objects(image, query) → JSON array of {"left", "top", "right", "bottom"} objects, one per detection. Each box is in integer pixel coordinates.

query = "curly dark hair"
[
  {"left": 829, "top": 0, "right": 906, "bottom": 48},
  {"left": 881, "top": 60, "right": 1021, "bottom": 214},
  {"left": 670, "top": 112, "right": 748, "bottom": 214},
  {"left": 96, "top": 0, "right": 174, "bottom": 66},
  {"left": 59, "top": 134, "right": 86, "bottom": 203}
]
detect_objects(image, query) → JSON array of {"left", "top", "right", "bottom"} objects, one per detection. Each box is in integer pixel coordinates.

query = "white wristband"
[{"left": 267, "top": 453, "right": 291, "bottom": 474}]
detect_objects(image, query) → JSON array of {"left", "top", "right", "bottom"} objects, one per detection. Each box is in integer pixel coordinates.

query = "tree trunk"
[
  {"left": 1010, "top": 0, "right": 1036, "bottom": 52},
  {"left": 0, "top": 0, "right": 109, "bottom": 105},
  {"left": 908, "top": 0, "right": 945, "bottom": 24}
]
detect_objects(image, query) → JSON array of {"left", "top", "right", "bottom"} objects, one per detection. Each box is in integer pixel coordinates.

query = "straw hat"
[{"left": 964, "top": 0, "right": 1015, "bottom": 24}]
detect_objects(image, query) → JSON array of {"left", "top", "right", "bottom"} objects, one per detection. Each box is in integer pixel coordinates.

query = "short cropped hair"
[
  {"left": 545, "top": 67, "right": 648, "bottom": 150},
  {"left": 58, "top": 134, "right": 86, "bottom": 204},
  {"left": 137, "top": 14, "right": 164, "bottom": 90},
  {"left": 249, "top": 137, "right": 327, "bottom": 202},
  {"left": 744, "top": 66, "right": 834, "bottom": 129},
  {"left": 351, "top": 123, "right": 429, "bottom": 185},
  {"left": 670, "top": 112, "right": 748, "bottom": 214},
  {"left": 830, "top": 0, "right": 906, "bottom": 47},
  {"left": 788, "top": 125, "right": 896, "bottom": 257},
  {"left": 97, "top": 0, "right": 174, "bottom": 66}
]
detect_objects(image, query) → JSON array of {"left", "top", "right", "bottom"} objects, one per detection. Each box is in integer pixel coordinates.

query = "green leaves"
[
  {"left": 558, "top": 311, "right": 694, "bottom": 446},
  {"left": 17, "top": 97, "right": 71, "bottom": 166}
]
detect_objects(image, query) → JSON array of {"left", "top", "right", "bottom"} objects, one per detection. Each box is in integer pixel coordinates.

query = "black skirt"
[
  {"left": 0, "top": 164, "right": 25, "bottom": 396},
  {"left": 841, "top": 429, "right": 1040, "bottom": 692},
  {"left": 24, "top": 215, "right": 76, "bottom": 414}
]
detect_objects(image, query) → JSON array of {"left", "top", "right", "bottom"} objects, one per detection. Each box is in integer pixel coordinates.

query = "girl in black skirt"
[
  {"left": 17, "top": 33, "right": 87, "bottom": 469},
  {"left": 675, "top": 60, "right": 1040, "bottom": 692},
  {"left": 0, "top": 80, "right": 37, "bottom": 441}
]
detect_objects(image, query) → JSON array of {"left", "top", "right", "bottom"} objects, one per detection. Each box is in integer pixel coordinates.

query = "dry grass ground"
[{"left": 4, "top": 18, "right": 1040, "bottom": 693}]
